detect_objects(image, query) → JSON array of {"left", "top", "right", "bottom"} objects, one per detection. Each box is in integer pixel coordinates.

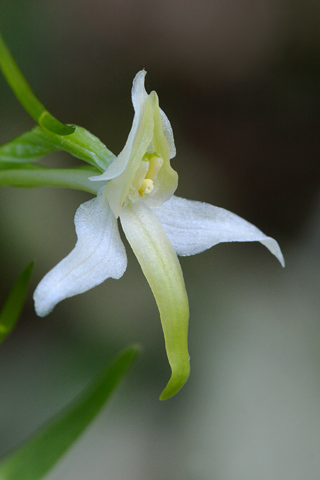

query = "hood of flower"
[{"left": 90, "top": 71, "right": 178, "bottom": 218}]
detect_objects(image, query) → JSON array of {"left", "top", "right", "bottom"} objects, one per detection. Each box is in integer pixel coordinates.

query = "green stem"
[
  {"left": 0, "top": 31, "right": 74, "bottom": 135},
  {"left": 0, "top": 167, "right": 105, "bottom": 194}
]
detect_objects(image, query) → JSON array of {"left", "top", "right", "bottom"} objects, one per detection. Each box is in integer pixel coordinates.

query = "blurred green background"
[{"left": 1, "top": 1, "right": 320, "bottom": 479}]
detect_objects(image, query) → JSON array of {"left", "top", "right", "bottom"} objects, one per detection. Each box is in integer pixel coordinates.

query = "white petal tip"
[
  {"left": 33, "top": 285, "right": 58, "bottom": 318},
  {"left": 261, "top": 237, "right": 285, "bottom": 267}
]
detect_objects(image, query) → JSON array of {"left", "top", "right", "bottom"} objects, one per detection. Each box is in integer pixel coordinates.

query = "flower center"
[{"left": 129, "top": 152, "right": 163, "bottom": 202}]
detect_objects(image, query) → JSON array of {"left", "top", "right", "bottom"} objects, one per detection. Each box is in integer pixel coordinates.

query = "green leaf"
[
  {"left": 0, "top": 126, "right": 115, "bottom": 172},
  {"left": 0, "top": 262, "right": 34, "bottom": 344},
  {"left": 0, "top": 345, "right": 140, "bottom": 480},
  {"left": 0, "top": 129, "right": 55, "bottom": 163},
  {"left": 38, "top": 125, "right": 116, "bottom": 171},
  {"left": 0, "top": 31, "right": 74, "bottom": 136},
  {"left": 0, "top": 164, "right": 104, "bottom": 194}
]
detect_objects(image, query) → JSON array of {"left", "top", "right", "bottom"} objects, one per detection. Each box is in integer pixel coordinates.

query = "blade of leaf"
[
  {"left": 39, "top": 125, "right": 116, "bottom": 171},
  {"left": 0, "top": 126, "right": 115, "bottom": 171},
  {"left": 0, "top": 129, "right": 55, "bottom": 163},
  {"left": 0, "top": 345, "right": 140, "bottom": 480},
  {"left": 0, "top": 31, "right": 74, "bottom": 136},
  {"left": 0, "top": 262, "right": 34, "bottom": 344}
]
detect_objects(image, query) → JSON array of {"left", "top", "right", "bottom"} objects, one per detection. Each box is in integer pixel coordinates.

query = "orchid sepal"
[{"left": 152, "top": 195, "right": 285, "bottom": 266}]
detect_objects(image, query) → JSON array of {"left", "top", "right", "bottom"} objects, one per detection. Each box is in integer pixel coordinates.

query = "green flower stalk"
[
  {"left": 0, "top": 37, "right": 284, "bottom": 400},
  {"left": 0, "top": 31, "right": 74, "bottom": 135}
]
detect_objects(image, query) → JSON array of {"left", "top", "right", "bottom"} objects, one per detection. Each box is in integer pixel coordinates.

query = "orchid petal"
[
  {"left": 152, "top": 196, "right": 285, "bottom": 266},
  {"left": 103, "top": 94, "right": 154, "bottom": 218},
  {"left": 90, "top": 70, "right": 149, "bottom": 183},
  {"left": 160, "top": 108, "right": 176, "bottom": 159},
  {"left": 144, "top": 92, "right": 178, "bottom": 207},
  {"left": 120, "top": 200, "right": 190, "bottom": 400},
  {"left": 131, "top": 69, "right": 149, "bottom": 112},
  {"left": 34, "top": 194, "right": 127, "bottom": 317}
]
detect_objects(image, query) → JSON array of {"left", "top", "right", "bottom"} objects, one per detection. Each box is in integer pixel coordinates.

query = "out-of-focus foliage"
[
  {"left": 0, "top": 346, "right": 139, "bottom": 480},
  {"left": 0, "top": 262, "right": 33, "bottom": 344}
]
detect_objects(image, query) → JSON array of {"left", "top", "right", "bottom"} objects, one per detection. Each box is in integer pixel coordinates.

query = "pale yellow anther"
[
  {"left": 128, "top": 152, "right": 163, "bottom": 202},
  {"left": 139, "top": 179, "right": 154, "bottom": 196}
]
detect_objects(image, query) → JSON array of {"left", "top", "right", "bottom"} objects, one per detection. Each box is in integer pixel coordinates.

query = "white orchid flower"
[{"left": 33, "top": 71, "right": 284, "bottom": 400}]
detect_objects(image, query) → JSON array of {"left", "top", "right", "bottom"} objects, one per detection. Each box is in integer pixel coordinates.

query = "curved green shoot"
[
  {"left": 0, "top": 262, "right": 34, "bottom": 344},
  {"left": 0, "top": 345, "right": 140, "bottom": 480},
  {"left": 0, "top": 31, "right": 74, "bottom": 136},
  {"left": 0, "top": 165, "right": 104, "bottom": 194}
]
